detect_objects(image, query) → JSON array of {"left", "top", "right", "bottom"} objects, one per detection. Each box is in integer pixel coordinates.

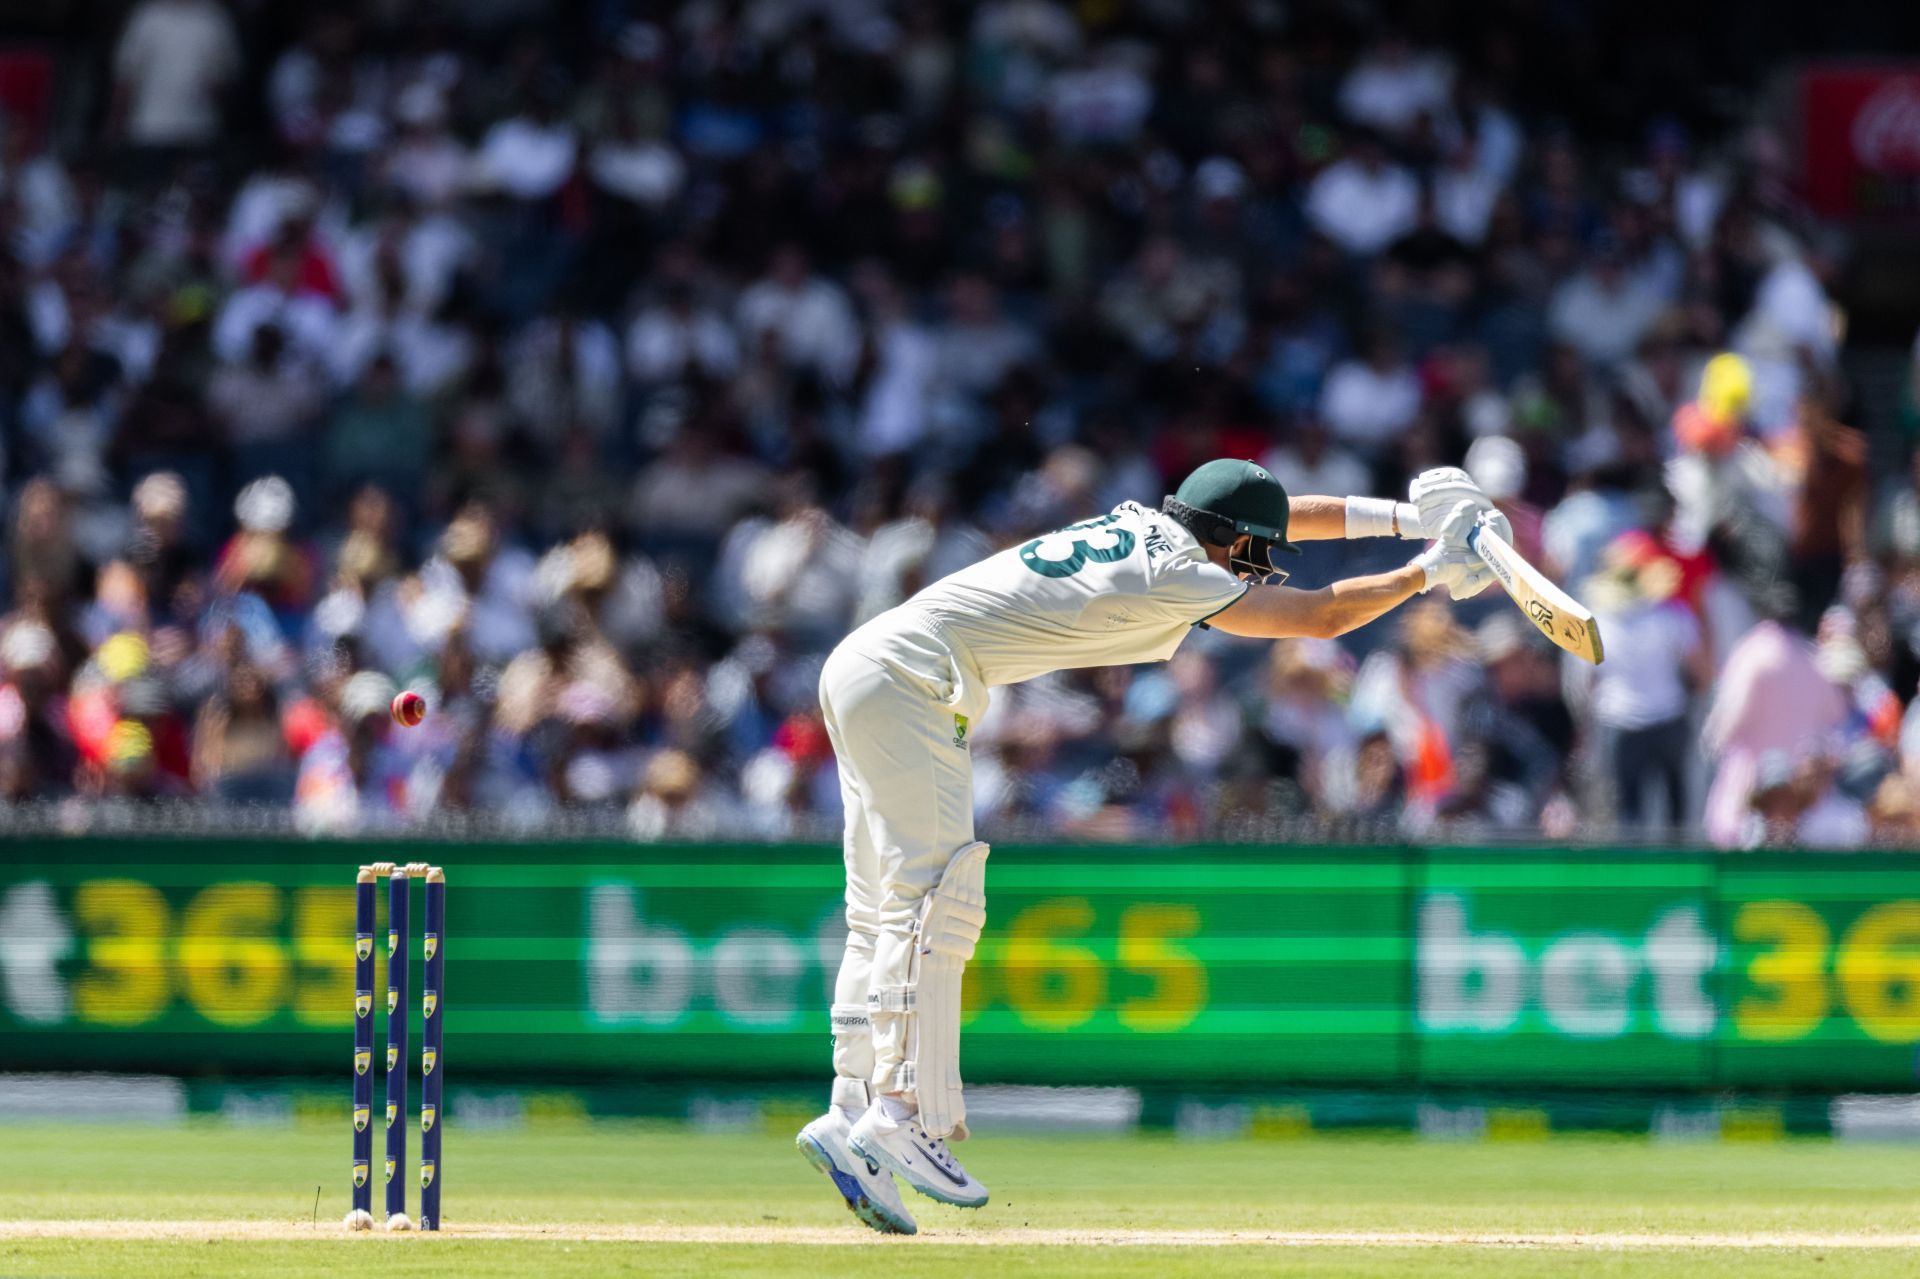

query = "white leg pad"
[{"left": 870, "top": 841, "right": 989, "bottom": 1141}]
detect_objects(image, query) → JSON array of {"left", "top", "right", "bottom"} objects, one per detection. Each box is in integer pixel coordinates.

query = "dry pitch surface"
[{"left": 1, "top": 1122, "right": 1917, "bottom": 1276}]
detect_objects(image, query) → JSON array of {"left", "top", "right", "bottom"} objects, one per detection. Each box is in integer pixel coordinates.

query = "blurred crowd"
[{"left": 1, "top": 0, "right": 1918, "bottom": 847}]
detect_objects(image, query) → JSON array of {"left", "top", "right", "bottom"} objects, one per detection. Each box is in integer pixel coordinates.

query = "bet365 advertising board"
[{"left": 1, "top": 839, "right": 1915, "bottom": 1090}]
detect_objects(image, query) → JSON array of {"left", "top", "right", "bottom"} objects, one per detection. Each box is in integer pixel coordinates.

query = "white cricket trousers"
[{"left": 816, "top": 616, "right": 987, "bottom": 1111}]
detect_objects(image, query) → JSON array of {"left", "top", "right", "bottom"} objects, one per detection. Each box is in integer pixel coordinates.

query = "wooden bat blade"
[{"left": 1468, "top": 524, "right": 1605, "bottom": 664}]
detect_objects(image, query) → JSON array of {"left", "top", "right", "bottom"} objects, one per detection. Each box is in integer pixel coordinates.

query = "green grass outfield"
[{"left": 1, "top": 1122, "right": 1917, "bottom": 1277}]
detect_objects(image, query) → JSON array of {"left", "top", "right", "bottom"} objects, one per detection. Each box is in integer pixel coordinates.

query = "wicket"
[{"left": 346, "top": 862, "right": 445, "bottom": 1232}]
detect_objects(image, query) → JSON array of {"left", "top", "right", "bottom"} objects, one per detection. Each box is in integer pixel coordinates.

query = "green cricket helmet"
[{"left": 1163, "top": 458, "right": 1301, "bottom": 583}]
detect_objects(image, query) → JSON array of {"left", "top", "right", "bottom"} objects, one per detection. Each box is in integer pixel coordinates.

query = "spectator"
[
  {"left": 1743, "top": 749, "right": 1868, "bottom": 850},
  {"left": 323, "top": 354, "right": 434, "bottom": 503},
  {"left": 1256, "top": 639, "right": 1357, "bottom": 815},
  {"left": 1703, "top": 616, "right": 1849, "bottom": 848},
  {"left": 1251, "top": 276, "right": 1344, "bottom": 417},
  {"left": 471, "top": 76, "right": 578, "bottom": 202},
  {"left": 853, "top": 266, "right": 938, "bottom": 459},
  {"left": 125, "top": 471, "right": 198, "bottom": 619},
  {"left": 1262, "top": 417, "right": 1370, "bottom": 506},
  {"left": 1581, "top": 532, "right": 1711, "bottom": 830},
  {"left": 735, "top": 245, "right": 860, "bottom": 388},
  {"left": 0, "top": 121, "right": 80, "bottom": 269},
  {"left": 20, "top": 342, "right": 120, "bottom": 497},
  {"left": 206, "top": 322, "right": 324, "bottom": 486},
  {"left": 854, "top": 477, "right": 989, "bottom": 625},
  {"left": 1339, "top": 30, "right": 1453, "bottom": 138},
  {"left": 587, "top": 101, "right": 685, "bottom": 213},
  {"left": 506, "top": 309, "right": 621, "bottom": 444},
  {"left": 1787, "top": 384, "right": 1867, "bottom": 627},
  {"left": 1305, "top": 131, "right": 1420, "bottom": 257},
  {"left": 111, "top": 0, "right": 240, "bottom": 147},
  {"left": 1319, "top": 328, "right": 1422, "bottom": 463},
  {"left": 1350, "top": 602, "right": 1480, "bottom": 822},
  {"left": 716, "top": 474, "right": 862, "bottom": 646},
  {"left": 416, "top": 506, "right": 537, "bottom": 666},
  {"left": 1046, "top": 46, "right": 1153, "bottom": 147},
  {"left": 1099, "top": 236, "right": 1241, "bottom": 363},
  {"left": 629, "top": 416, "right": 770, "bottom": 551},
  {"left": 1448, "top": 615, "right": 1575, "bottom": 828},
  {"left": 212, "top": 247, "right": 341, "bottom": 366},
  {"left": 1464, "top": 435, "right": 1544, "bottom": 564},
  {"left": 294, "top": 669, "right": 411, "bottom": 833},
  {"left": 0, "top": 620, "right": 75, "bottom": 798},
  {"left": 213, "top": 476, "right": 316, "bottom": 624},
  {"left": 627, "top": 280, "right": 740, "bottom": 387},
  {"left": 380, "top": 86, "right": 471, "bottom": 209},
  {"left": 1547, "top": 233, "right": 1669, "bottom": 369},
  {"left": 1433, "top": 136, "right": 1502, "bottom": 246},
  {"left": 933, "top": 275, "right": 1038, "bottom": 402},
  {"left": 628, "top": 748, "right": 730, "bottom": 839}
]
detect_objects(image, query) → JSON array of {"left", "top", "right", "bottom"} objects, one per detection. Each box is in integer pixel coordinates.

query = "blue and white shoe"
[
  {"left": 847, "top": 1102, "right": 989, "bottom": 1209},
  {"left": 797, "top": 1109, "right": 917, "bottom": 1235}
]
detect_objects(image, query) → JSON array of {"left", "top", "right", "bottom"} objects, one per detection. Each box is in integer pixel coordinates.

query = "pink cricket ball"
[{"left": 391, "top": 690, "right": 427, "bottom": 727}]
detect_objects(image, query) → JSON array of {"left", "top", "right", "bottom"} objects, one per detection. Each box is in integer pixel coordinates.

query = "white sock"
[{"left": 880, "top": 1094, "right": 917, "bottom": 1123}]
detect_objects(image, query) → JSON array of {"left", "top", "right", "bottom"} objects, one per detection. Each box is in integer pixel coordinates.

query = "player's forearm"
[
  {"left": 1285, "top": 495, "right": 1352, "bottom": 541},
  {"left": 1307, "top": 566, "right": 1426, "bottom": 637},
  {"left": 1209, "top": 565, "right": 1424, "bottom": 640}
]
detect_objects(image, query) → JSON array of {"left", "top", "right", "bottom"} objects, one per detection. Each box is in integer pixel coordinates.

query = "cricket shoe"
[
  {"left": 796, "top": 1109, "right": 917, "bottom": 1235},
  {"left": 847, "top": 1103, "right": 989, "bottom": 1209}
]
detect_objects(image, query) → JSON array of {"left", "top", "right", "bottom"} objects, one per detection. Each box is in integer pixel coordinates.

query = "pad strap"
[{"left": 870, "top": 987, "right": 914, "bottom": 1013}]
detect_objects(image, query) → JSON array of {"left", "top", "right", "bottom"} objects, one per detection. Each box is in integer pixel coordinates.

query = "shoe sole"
[
  {"left": 797, "top": 1132, "right": 917, "bottom": 1235},
  {"left": 847, "top": 1133, "right": 988, "bottom": 1209}
]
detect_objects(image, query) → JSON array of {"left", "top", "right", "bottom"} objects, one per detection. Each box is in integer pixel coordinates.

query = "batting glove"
[
  {"left": 1409, "top": 466, "right": 1510, "bottom": 543},
  {"left": 1412, "top": 542, "right": 1498, "bottom": 600}
]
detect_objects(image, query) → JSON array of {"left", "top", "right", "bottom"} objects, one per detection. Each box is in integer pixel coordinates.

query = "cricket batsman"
[{"left": 798, "top": 459, "right": 1509, "bottom": 1234}]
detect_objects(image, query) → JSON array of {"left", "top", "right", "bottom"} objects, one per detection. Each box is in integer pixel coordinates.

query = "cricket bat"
[{"left": 1467, "top": 518, "right": 1605, "bottom": 664}]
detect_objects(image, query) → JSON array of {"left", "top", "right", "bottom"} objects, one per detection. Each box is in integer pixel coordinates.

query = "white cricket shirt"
[{"left": 848, "top": 501, "right": 1248, "bottom": 694}]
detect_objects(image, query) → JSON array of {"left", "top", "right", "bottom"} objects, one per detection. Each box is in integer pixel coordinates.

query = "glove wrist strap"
[{"left": 1411, "top": 544, "right": 1445, "bottom": 593}]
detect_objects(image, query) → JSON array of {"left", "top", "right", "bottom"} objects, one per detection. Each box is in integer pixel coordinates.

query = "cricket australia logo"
[
  {"left": 354, "top": 1050, "right": 370, "bottom": 1075},
  {"left": 353, "top": 1106, "right": 369, "bottom": 1132},
  {"left": 425, "top": 934, "right": 438, "bottom": 960},
  {"left": 386, "top": 1102, "right": 397, "bottom": 1128},
  {"left": 386, "top": 1159, "right": 396, "bottom": 1184},
  {"left": 422, "top": 1105, "right": 437, "bottom": 1132},
  {"left": 952, "top": 713, "right": 970, "bottom": 748},
  {"left": 388, "top": 930, "right": 398, "bottom": 956},
  {"left": 422, "top": 1049, "right": 438, "bottom": 1075},
  {"left": 421, "top": 1162, "right": 436, "bottom": 1189},
  {"left": 388, "top": 988, "right": 399, "bottom": 1014},
  {"left": 423, "top": 991, "right": 438, "bottom": 1018},
  {"left": 355, "top": 991, "right": 372, "bottom": 1018},
  {"left": 356, "top": 935, "right": 372, "bottom": 961},
  {"left": 353, "top": 1162, "right": 368, "bottom": 1189}
]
